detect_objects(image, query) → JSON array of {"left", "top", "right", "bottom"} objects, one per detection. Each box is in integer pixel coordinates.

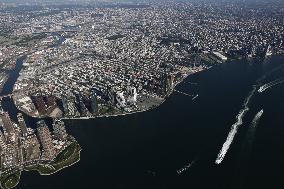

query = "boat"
[
  {"left": 192, "top": 94, "right": 199, "bottom": 101},
  {"left": 258, "top": 86, "right": 265, "bottom": 93},
  {"left": 176, "top": 162, "right": 192, "bottom": 174}
]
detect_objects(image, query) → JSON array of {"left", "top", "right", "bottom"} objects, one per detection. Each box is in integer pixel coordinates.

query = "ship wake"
[
  {"left": 244, "top": 109, "right": 264, "bottom": 147},
  {"left": 216, "top": 63, "right": 284, "bottom": 165},
  {"left": 251, "top": 109, "right": 264, "bottom": 128},
  {"left": 215, "top": 86, "right": 257, "bottom": 164},
  {"left": 243, "top": 109, "right": 263, "bottom": 153},
  {"left": 258, "top": 78, "right": 284, "bottom": 93},
  {"left": 234, "top": 110, "right": 264, "bottom": 189},
  {"left": 176, "top": 159, "right": 196, "bottom": 175}
]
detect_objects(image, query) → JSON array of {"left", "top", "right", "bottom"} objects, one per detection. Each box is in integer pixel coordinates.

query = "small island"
[{"left": 0, "top": 112, "right": 81, "bottom": 189}]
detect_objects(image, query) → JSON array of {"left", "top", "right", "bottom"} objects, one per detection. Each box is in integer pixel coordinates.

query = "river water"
[{"left": 5, "top": 55, "right": 284, "bottom": 189}]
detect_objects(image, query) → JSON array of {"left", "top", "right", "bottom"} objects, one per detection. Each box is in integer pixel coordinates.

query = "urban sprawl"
[{"left": 0, "top": 1, "right": 283, "bottom": 188}]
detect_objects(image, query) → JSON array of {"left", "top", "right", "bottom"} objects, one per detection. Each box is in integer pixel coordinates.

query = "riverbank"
[
  {"left": 0, "top": 171, "right": 21, "bottom": 189},
  {"left": 0, "top": 139, "right": 81, "bottom": 189},
  {"left": 60, "top": 65, "right": 210, "bottom": 121},
  {"left": 8, "top": 61, "right": 210, "bottom": 122},
  {"left": 24, "top": 140, "right": 81, "bottom": 176}
]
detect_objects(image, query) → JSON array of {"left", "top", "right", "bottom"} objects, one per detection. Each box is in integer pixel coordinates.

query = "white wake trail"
[
  {"left": 258, "top": 78, "right": 284, "bottom": 93},
  {"left": 176, "top": 159, "right": 196, "bottom": 175},
  {"left": 251, "top": 109, "right": 264, "bottom": 128},
  {"left": 215, "top": 86, "right": 257, "bottom": 165},
  {"left": 233, "top": 110, "right": 264, "bottom": 188}
]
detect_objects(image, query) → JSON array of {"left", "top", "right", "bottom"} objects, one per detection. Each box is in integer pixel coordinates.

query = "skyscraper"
[
  {"left": 91, "top": 92, "right": 98, "bottom": 114},
  {"left": 0, "top": 131, "right": 6, "bottom": 155},
  {"left": 53, "top": 119, "right": 68, "bottom": 141},
  {"left": 160, "top": 71, "right": 174, "bottom": 96},
  {"left": 37, "top": 121, "right": 55, "bottom": 161},
  {"left": 0, "top": 112, "right": 14, "bottom": 134},
  {"left": 62, "top": 97, "right": 69, "bottom": 116},
  {"left": 17, "top": 113, "right": 28, "bottom": 136}
]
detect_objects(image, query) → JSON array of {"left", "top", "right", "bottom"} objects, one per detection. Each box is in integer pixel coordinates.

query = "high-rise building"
[
  {"left": 61, "top": 97, "right": 69, "bottom": 116},
  {"left": 0, "top": 112, "right": 14, "bottom": 134},
  {"left": 68, "top": 100, "right": 78, "bottom": 116},
  {"left": 22, "top": 135, "right": 41, "bottom": 162},
  {"left": 0, "top": 131, "right": 7, "bottom": 154},
  {"left": 126, "top": 86, "right": 137, "bottom": 105},
  {"left": 37, "top": 121, "right": 55, "bottom": 161},
  {"left": 160, "top": 71, "right": 173, "bottom": 96},
  {"left": 2, "top": 143, "right": 17, "bottom": 169},
  {"left": 17, "top": 113, "right": 28, "bottom": 136},
  {"left": 46, "top": 96, "right": 58, "bottom": 115},
  {"left": 53, "top": 119, "right": 68, "bottom": 141},
  {"left": 34, "top": 96, "right": 47, "bottom": 115},
  {"left": 79, "top": 96, "right": 89, "bottom": 116},
  {"left": 91, "top": 92, "right": 98, "bottom": 114},
  {"left": 106, "top": 87, "right": 116, "bottom": 105},
  {"left": 46, "top": 96, "right": 57, "bottom": 109}
]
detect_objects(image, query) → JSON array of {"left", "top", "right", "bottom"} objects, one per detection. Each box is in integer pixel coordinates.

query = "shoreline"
[
  {"left": 24, "top": 141, "right": 82, "bottom": 176},
  {"left": 60, "top": 66, "right": 209, "bottom": 121},
  {"left": 0, "top": 170, "right": 21, "bottom": 189},
  {"left": 9, "top": 52, "right": 281, "bottom": 122},
  {"left": 24, "top": 148, "right": 82, "bottom": 176},
  {"left": 9, "top": 64, "right": 209, "bottom": 122},
  {"left": 6, "top": 53, "right": 284, "bottom": 122}
]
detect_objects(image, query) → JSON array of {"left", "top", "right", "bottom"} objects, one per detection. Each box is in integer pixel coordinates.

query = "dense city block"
[
  {"left": 0, "top": 2, "right": 283, "bottom": 118},
  {"left": 0, "top": 1, "right": 283, "bottom": 188},
  {"left": 0, "top": 108, "right": 80, "bottom": 189}
]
